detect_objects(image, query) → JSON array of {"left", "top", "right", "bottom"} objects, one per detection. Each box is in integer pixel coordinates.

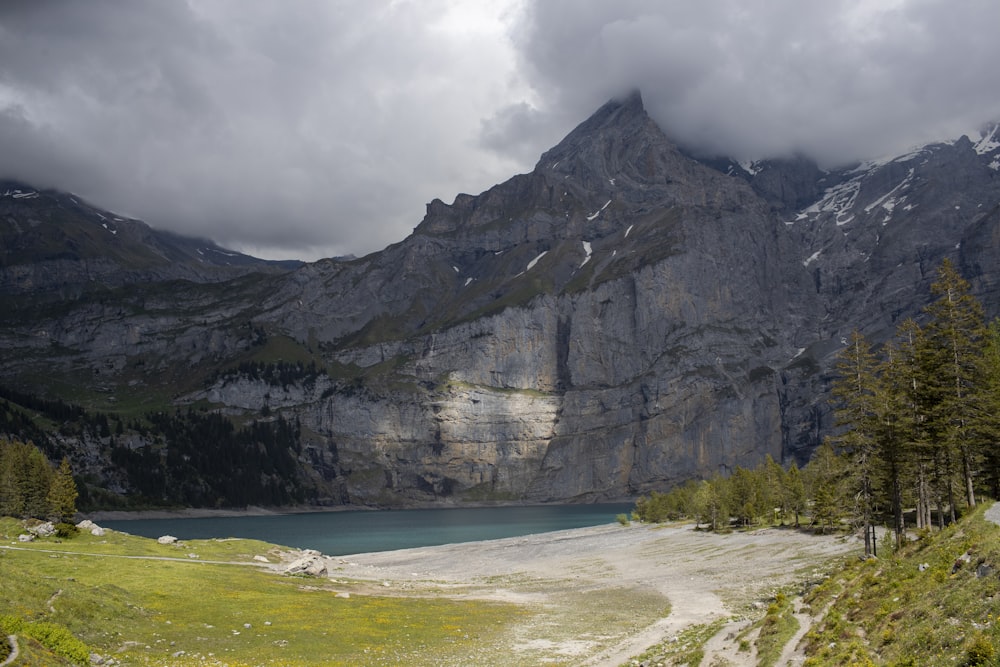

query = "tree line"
[
  {"left": 0, "top": 437, "right": 77, "bottom": 522},
  {"left": 828, "top": 259, "right": 1000, "bottom": 556},
  {"left": 634, "top": 260, "right": 1000, "bottom": 556}
]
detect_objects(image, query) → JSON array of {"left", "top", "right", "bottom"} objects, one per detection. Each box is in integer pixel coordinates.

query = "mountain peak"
[{"left": 536, "top": 90, "right": 652, "bottom": 168}]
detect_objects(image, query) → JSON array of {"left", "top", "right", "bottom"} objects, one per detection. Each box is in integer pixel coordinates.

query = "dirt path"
[
  {"left": 698, "top": 618, "right": 757, "bottom": 667},
  {"left": 336, "top": 523, "right": 857, "bottom": 665},
  {"left": 775, "top": 598, "right": 817, "bottom": 667},
  {"left": 0, "top": 635, "right": 18, "bottom": 667}
]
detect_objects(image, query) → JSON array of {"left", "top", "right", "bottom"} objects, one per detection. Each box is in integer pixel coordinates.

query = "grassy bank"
[
  {"left": 801, "top": 503, "right": 1000, "bottom": 665},
  {"left": 0, "top": 518, "right": 520, "bottom": 666}
]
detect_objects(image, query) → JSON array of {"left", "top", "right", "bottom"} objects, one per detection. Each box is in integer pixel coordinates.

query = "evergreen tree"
[
  {"left": 0, "top": 438, "right": 53, "bottom": 519},
  {"left": 47, "top": 457, "right": 78, "bottom": 523},
  {"left": 829, "top": 330, "right": 881, "bottom": 556},
  {"left": 691, "top": 478, "right": 729, "bottom": 531},
  {"left": 805, "top": 442, "right": 848, "bottom": 534},
  {"left": 977, "top": 319, "right": 1000, "bottom": 498},
  {"left": 922, "top": 258, "right": 986, "bottom": 509},
  {"left": 782, "top": 462, "right": 807, "bottom": 528},
  {"left": 895, "top": 318, "right": 937, "bottom": 529},
  {"left": 877, "top": 341, "right": 916, "bottom": 549},
  {"left": 762, "top": 454, "right": 787, "bottom": 525}
]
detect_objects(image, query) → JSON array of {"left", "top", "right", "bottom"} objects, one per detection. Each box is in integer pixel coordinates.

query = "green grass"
[
  {"left": 0, "top": 518, "right": 521, "bottom": 666},
  {"left": 801, "top": 502, "right": 1000, "bottom": 666},
  {"left": 627, "top": 617, "right": 726, "bottom": 666},
  {"left": 754, "top": 591, "right": 799, "bottom": 667}
]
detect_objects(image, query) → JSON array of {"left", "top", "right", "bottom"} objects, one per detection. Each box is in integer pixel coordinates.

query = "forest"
[{"left": 634, "top": 259, "right": 1000, "bottom": 556}]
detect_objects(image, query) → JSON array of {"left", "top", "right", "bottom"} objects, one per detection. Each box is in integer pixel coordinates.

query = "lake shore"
[
  {"left": 330, "top": 520, "right": 861, "bottom": 666},
  {"left": 84, "top": 498, "right": 637, "bottom": 522}
]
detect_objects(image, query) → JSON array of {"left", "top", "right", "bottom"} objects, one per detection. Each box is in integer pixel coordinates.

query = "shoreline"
[
  {"left": 84, "top": 497, "right": 637, "bottom": 522},
  {"left": 337, "top": 521, "right": 861, "bottom": 666}
]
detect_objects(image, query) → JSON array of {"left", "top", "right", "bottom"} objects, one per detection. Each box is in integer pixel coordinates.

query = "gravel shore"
[{"left": 330, "top": 521, "right": 860, "bottom": 666}]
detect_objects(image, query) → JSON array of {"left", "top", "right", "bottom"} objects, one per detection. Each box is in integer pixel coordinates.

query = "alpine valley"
[{"left": 3, "top": 91, "right": 1000, "bottom": 509}]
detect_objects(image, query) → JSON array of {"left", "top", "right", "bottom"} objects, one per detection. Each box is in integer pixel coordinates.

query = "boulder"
[
  {"left": 28, "top": 522, "right": 55, "bottom": 537},
  {"left": 157, "top": 535, "right": 178, "bottom": 545},
  {"left": 283, "top": 551, "right": 328, "bottom": 577}
]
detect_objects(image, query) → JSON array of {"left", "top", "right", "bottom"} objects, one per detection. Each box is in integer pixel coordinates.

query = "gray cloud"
[
  {"left": 0, "top": 1, "right": 528, "bottom": 259},
  {"left": 2, "top": 1, "right": 999, "bottom": 260},
  {"left": 498, "top": 0, "right": 1000, "bottom": 166}
]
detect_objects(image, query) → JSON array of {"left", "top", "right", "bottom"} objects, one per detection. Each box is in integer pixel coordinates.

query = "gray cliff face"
[{"left": 2, "top": 98, "right": 1000, "bottom": 507}]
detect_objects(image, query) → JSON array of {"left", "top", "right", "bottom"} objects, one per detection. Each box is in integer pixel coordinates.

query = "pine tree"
[
  {"left": 782, "top": 462, "right": 807, "bottom": 528},
  {"left": 0, "top": 438, "right": 53, "bottom": 519},
  {"left": 805, "top": 442, "right": 848, "bottom": 534},
  {"left": 692, "top": 478, "right": 729, "bottom": 532},
  {"left": 877, "top": 341, "right": 915, "bottom": 549},
  {"left": 829, "top": 330, "right": 881, "bottom": 555},
  {"left": 922, "top": 258, "right": 986, "bottom": 509},
  {"left": 977, "top": 319, "right": 1000, "bottom": 497},
  {"left": 47, "top": 457, "right": 78, "bottom": 523}
]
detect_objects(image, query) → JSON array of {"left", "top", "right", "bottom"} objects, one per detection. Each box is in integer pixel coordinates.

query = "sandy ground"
[{"left": 320, "top": 522, "right": 861, "bottom": 666}]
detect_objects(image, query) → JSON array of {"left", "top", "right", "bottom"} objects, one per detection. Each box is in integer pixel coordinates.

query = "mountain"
[{"left": 2, "top": 94, "right": 999, "bottom": 508}]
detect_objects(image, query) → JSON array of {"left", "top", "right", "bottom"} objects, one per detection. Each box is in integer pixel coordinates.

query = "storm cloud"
[{"left": 2, "top": 1, "right": 999, "bottom": 260}]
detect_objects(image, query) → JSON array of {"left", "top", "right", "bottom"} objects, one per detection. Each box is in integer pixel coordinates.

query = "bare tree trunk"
[{"left": 962, "top": 443, "right": 976, "bottom": 508}]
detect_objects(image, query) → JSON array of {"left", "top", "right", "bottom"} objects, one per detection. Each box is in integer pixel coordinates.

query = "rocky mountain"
[{"left": 2, "top": 92, "right": 999, "bottom": 508}]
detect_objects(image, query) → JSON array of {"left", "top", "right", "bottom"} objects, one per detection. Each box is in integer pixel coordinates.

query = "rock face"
[{"left": 2, "top": 95, "right": 1000, "bottom": 507}]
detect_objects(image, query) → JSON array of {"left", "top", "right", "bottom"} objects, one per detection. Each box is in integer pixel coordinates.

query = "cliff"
[{"left": 2, "top": 96, "right": 1000, "bottom": 507}]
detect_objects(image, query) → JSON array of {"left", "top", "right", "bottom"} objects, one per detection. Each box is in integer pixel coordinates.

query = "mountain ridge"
[{"left": 2, "top": 94, "right": 1000, "bottom": 508}]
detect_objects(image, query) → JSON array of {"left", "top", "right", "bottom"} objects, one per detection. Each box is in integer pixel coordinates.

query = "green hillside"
[{"left": 801, "top": 503, "right": 1000, "bottom": 666}]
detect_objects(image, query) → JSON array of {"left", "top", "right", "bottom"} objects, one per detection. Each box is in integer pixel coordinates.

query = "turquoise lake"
[{"left": 100, "top": 503, "right": 633, "bottom": 556}]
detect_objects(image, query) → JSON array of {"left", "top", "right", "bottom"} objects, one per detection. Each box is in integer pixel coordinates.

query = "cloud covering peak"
[{"left": 2, "top": 1, "right": 999, "bottom": 260}]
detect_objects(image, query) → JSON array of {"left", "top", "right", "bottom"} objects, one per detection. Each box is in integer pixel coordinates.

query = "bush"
[
  {"left": 24, "top": 621, "right": 91, "bottom": 665},
  {"left": 54, "top": 521, "right": 79, "bottom": 539},
  {"left": 616, "top": 513, "right": 630, "bottom": 526},
  {"left": 962, "top": 633, "right": 996, "bottom": 667},
  {"left": 0, "top": 615, "right": 90, "bottom": 666}
]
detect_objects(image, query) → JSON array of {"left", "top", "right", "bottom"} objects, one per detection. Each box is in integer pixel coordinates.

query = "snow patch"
[
  {"left": 526, "top": 251, "right": 547, "bottom": 272},
  {"left": 803, "top": 250, "right": 822, "bottom": 267},
  {"left": 5, "top": 189, "right": 38, "bottom": 199},
  {"left": 739, "top": 159, "right": 760, "bottom": 175},
  {"left": 452, "top": 266, "right": 459, "bottom": 273},
  {"left": 580, "top": 241, "right": 592, "bottom": 268},
  {"left": 624, "top": 224, "right": 634, "bottom": 238},
  {"left": 801, "top": 177, "right": 861, "bottom": 226},
  {"left": 974, "top": 125, "right": 1000, "bottom": 155},
  {"left": 101, "top": 223, "right": 118, "bottom": 235},
  {"left": 464, "top": 277, "right": 473, "bottom": 287},
  {"left": 863, "top": 167, "right": 914, "bottom": 224},
  {"left": 587, "top": 200, "right": 612, "bottom": 221}
]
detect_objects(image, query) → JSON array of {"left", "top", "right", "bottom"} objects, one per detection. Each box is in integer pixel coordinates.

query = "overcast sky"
[{"left": 2, "top": 1, "right": 1000, "bottom": 261}]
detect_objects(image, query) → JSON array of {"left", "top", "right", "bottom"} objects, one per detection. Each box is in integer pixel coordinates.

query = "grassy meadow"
[{"left": 0, "top": 518, "right": 522, "bottom": 666}]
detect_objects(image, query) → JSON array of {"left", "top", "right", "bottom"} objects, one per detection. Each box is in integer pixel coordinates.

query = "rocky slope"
[{"left": 2, "top": 93, "right": 999, "bottom": 507}]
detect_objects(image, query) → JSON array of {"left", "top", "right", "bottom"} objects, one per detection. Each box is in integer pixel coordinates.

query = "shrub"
[
  {"left": 962, "top": 633, "right": 995, "bottom": 667},
  {"left": 616, "top": 513, "right": 630, "bottom": 526},
  {"left": 54, "top": 521, "right": 79, "bottom": 539},
  {"left": 0, "top": 615, "right": 90, "bottom": 666},
  {"left": 22, "top": 621, "right": 91, "bottom": 665}
]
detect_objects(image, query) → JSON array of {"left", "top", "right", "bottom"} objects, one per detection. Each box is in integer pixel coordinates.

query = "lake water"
[{"left": 100, "top": 503, "right": 634, "bottom": 556}]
